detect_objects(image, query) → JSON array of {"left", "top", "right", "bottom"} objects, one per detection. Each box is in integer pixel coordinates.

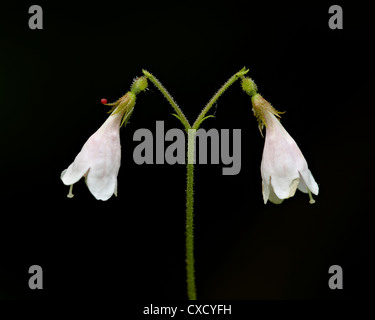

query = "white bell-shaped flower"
[
  {"left": 61, "top": 92, "right": 136, "bottom": 200},
  {"left": 251, "top": 94, "right": 319, "bottom": 204}
]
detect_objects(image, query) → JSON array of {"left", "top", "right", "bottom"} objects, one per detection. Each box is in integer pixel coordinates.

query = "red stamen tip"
[{"left": 101, "top": 98, "right": 108, "bottom": 104}]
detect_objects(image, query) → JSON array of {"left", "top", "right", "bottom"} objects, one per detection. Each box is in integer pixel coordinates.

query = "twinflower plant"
[{"left": 61, "top": 68, "right": 319, "bottom": 299}]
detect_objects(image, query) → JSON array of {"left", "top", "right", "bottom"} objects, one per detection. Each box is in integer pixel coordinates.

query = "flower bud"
[
  {"left": 241, "top": 77, "right": 257, "bottom": 97},
  {"left": 131, "top": 76, "right": 148, "bottom": 95}
]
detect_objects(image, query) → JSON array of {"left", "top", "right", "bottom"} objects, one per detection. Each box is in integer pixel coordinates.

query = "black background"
[{"left": 0, "top": 0, "right": 373, "bottom": 302}]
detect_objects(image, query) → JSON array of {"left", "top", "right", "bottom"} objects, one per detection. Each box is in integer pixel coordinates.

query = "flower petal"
[
  {"left": 114, "top": 180, "right": 118, "bottom": 197},
  {"left": 263, "top": 177, "right": 284, "bottom": 204},
  {"left": 84, "top": 134, "right": 121, "bottom": 200},
  {"left": 60, "top": 150, "right": 91, "bottom": 186},
  {"left": 268, "top": 182, "right": 284, "bottom": 204},
  {"left": 271, "top": 175, "right": 300, "bottom": 201},
  {"left": 262, "top": 180, "right": 270, "bottom": 204},
  {"left": 86, "top": 169, "right": 118, "bottom": 201},
  {"left": 298, "top": 169, "right": 319, "bottom": 195}
]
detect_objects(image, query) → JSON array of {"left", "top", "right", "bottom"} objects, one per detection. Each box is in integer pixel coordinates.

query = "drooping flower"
[
  {"left": 251, "top": 93, "right": 319, "bottom": 204},
  {"left": 61, "top": 91, "right": 136, "bottom": 200}
]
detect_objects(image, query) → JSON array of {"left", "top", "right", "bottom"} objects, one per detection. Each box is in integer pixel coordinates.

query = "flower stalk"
[
  {"left": 143, "top": 68, "right": 248, "bottom": 300},
  {"left": 142, "top": 70, "right": 190, "bottom": 131}
]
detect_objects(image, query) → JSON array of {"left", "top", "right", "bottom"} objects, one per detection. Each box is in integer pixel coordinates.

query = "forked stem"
[{"left": 143, "top": 68, "right": 248, "bottom": 300}]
